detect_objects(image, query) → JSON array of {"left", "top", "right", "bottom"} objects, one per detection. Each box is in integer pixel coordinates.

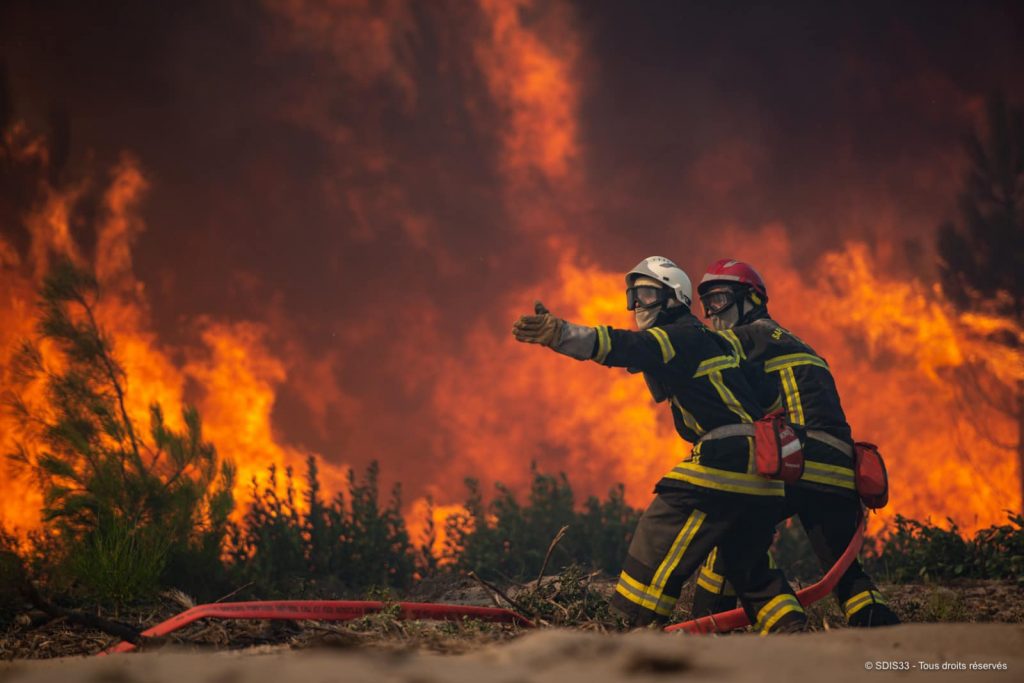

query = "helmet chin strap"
[
  {"left": 712, "top": 291, "right": 767, "bottom": 330},
  {"left": 739, "top": 290, "right": 767, "bottom": 325}
]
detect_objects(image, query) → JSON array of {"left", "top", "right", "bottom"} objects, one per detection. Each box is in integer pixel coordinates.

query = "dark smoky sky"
[{"left": 2, "top": 1, "right": 1023, "bottom": 489}]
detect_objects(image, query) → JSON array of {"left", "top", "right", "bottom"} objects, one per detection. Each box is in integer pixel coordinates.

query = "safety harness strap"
[
  {"left": 806, "top": 430, "right": 854, "bottom": 458},
  {"left": 697, "top": 423, "right": 756, "bottom": 442}
]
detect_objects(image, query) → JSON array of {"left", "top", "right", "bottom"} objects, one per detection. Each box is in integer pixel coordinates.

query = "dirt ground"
[
  {"left": 2, "top": 575, "right": 1022, "bottom": 683},
  {"left": 2, "top": 577, "right": 1023, "bottom": 660},
  {"left": 1, "top": 623, "right": 1021, "bottom": 682}
]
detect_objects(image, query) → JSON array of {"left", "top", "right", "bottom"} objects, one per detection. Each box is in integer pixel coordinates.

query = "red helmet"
[{"left": 698, "top": 259, "right": 768, "bottom": 300}]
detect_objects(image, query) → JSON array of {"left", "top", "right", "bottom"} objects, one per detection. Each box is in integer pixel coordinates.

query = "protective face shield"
[
  {"left": 700, "top": 285, "right": 741, "bottom": 331},
  {"left": 626, "top": 284, "right": 671, "bottom": 311},
  {"left": 629, "top": 276, "right": 674, "bottom": 330}
]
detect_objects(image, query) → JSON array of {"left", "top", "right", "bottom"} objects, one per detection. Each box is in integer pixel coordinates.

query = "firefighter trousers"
[
  {"left": 611, "top": 490, "right": 806, "bottom": 632},
  {"left": 692, "top": 486, "right": 897, "bottom": 626}
]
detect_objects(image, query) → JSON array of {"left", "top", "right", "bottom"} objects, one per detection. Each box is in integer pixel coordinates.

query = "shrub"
[
  {"left": 65, "top": 519, "right": 171, "bottom": 603},
  {"left": 971, "top": 513, "right": 1024, "bottom": 581},
  {"left": 0, "top": 526, "right": 27, "bottom": 627},
  {"left": 867, "top": 512, "right": 1024, "bottom": 583},
  {"left": 228, "top": 458, "right": 416, "bottom": 596},
  {"left": 4, "top": 259, "right": 235, "bottom": 604},
  {"left": 577, "top": 483, "right": 642, "bottom": 576},
  {"left": 443, "top": 464, "right": 642, "bottom": 581}
]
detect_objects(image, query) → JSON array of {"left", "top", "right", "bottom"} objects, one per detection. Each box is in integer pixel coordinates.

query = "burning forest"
[{"left": 1, "top": 0, "right": 1023, "bottom": 671}]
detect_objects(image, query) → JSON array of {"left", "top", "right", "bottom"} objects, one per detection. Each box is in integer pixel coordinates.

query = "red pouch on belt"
[
  {"left": 854, "top": 442, "right": 888, "bottom": 509},
  {"left": 754, "top": 412, "right": 804, "bottom": 483}
]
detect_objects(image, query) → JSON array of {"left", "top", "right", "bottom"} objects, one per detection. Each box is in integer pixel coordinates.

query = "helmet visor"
[
  {"left": 626, "top": 285, "right": 668, "bottom": 311},
  {"left": 700, "top": 289, "right": 736, "bottom": 318}
]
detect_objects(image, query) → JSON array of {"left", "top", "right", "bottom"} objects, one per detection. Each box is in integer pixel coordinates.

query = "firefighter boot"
[
  {"left": 848, "top": 603, "right": 900, "bottom": 627},
  {"left": 769, "top": 611, "right": 809, "bottom": 633}
]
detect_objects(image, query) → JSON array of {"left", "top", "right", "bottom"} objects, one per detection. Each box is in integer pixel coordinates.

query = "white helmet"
[{"left": 626, "top": 256, "right": 692, "bottom": 309}]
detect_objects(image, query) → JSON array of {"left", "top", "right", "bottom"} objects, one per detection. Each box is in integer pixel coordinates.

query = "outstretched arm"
[
  {"left": 512, "top": 301, "right": 596, "bottom": 361},
  {"left": 512, "top": 302, "right": 674, "bottom": 372}
]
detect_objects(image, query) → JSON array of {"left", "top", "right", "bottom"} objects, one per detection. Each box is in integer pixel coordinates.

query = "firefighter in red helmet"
[
  {"left": 692, "top": 258, "right": 899, "bottom": 627},
  {"left": 512, "top": 257, "right": 806, "bottom": 633}
]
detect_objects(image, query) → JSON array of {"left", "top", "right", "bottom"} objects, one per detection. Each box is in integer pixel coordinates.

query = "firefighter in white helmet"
[{"left": 512, "top": 256, "right": 806, "bottom": 632}]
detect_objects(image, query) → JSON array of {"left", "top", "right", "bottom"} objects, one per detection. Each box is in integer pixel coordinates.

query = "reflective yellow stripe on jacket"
[
  {"left": 708, "top": 371, "right": 753, "bottom": 423},
  {"left": 665, "top": 460, "right": 785, "bottom": 497},
  {"left": 779, "top": 367, "right": 804, "bottom": 424},
  {"left": 593, "top": 326, "right": 612, "bottom": 363},
  {"left": 802, "top": 461, "right": 856, "bottom": 490},
  {"left": 763, "top": 353, "right": 827, "bottom": 426},
  {"left": 694, "top": 354, "right": 740, "bottom": 376},
  {"left": 671, "top": 397, "right": 705, "bottom": 436},
  {"left": 717, "top": 329, "right": 746, "bottom": 359},
  {"left": 694, "top": 354, "right": 753, "bottom": 424},
  {"left": 763, "top": 352, "right": 829, "bottom": 373},
  {"left": 646, "top": 327, "right": 676, "bottom": 363}
]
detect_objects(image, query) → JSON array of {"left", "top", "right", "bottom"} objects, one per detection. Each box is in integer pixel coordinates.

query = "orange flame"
[
  {"left": 475, "top": 0, "right": 580, "bottom": 184},
  {"left": 428, "top": 230, "right": 1019, "bottom": 537},
  {"left": 2, "top": 0, "right": 1018, "bottom": 552},
  {"left": 0, "top": 133, "right": 348, "bottom": 531}
]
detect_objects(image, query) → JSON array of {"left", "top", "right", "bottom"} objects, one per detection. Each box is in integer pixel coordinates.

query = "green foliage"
[
  {"left": 65, "top": 519, "right": 171, "bottom": 603},
  {"left": 347, "top": 461, "right": 415, "bottom": 588},
  {"left": 880, "top": 516, "right": 971, "bottom": 582},
  {"left": 973, "top": 513, "right": 1024, "bottom": 580},
  {"left": 229, "top": 464, "right": 306, "bottom": 595},
  {"left": 4, "top": 258, "right": 235, "bottom": 603},
  {"left": 227, "top": 458, "right": 416, "bottom": 596},
  {"left": 0, "top": 526, "right": 26, "bottom": 627},
  {"left": 415, "top": 495, "right": 439, "bottom": 577},
  {"left": 577, "top": 483, "right": 643, "bottom": 576},
  {"left": 443, "top": 464, "right": 641, "bottom": 581},
  {"left": 867, "top": 513, "right": 1024, "bottom": 583}
]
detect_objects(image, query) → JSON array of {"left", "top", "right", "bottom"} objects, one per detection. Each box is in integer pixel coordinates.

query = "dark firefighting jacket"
[
  {"left": 589, "top": 310, "right": 783, "bottom": 498},
  {"left": 717, "top": 315, "right": 856, "bottom": 495}
]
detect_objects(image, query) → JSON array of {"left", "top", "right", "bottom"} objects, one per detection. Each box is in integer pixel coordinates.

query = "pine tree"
[
  {"left": 5, "top": 258, "right": 235, "bottom": 600},
  {"left": 937, "top": 92, "right": 1024, "bottom": 510}
]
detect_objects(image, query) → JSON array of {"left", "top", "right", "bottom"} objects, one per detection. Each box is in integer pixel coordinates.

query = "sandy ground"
[{"left": 1, "top": 623, "right": 1020, "bottom": 682}]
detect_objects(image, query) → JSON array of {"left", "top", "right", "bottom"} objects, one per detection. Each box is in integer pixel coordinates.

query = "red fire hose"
[
  {"left": 100, "top": 513, "right": 865, "bottom": 653},
  {"left": 664, "top": 509, "right": 866, "bottom": 633},
  {"left": 100, "top": 601, "right": 534, "bottom": 654}
]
